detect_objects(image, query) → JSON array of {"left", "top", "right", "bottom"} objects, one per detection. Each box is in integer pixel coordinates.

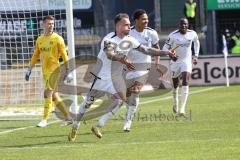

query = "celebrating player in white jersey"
[
  {"left": 162, "top": 18, "right": 200, "bottom": 115},
  {"left": 123, "top": 9, "right": 160, "bottom": 131},
  {"left": 97, "top": 9, "right": 161, "bottom": 132},
  {"left": 92, "top": 13, "right": 173, "bottom": 137},
  {"left": 68, "top": 13, "right": 176, "bottom": 141}
]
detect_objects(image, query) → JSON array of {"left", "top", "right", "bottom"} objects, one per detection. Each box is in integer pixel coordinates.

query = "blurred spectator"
[
  {"left": 230, "top": 29, "right": 240, "bottom": 55},
  {"left": 199, "top": 25, "right": 207, "bottom": 54},
  {"left": 184, "top": 0, "right": 197, "bottom": 31},
  {"left": 224, "top": 29, "right": 232, "bottom": 53}
]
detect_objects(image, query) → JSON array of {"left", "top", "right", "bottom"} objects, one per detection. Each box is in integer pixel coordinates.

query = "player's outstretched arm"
[{"left": 136, "top": 45, "right": 176, "bottom": 57}]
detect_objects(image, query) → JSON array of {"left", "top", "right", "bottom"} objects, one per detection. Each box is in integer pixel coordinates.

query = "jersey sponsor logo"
[
  {"left": 40, "top": 47, "right": 50, "bottom": 52},
  {"left": 110, "top": 40, "right": 133, "bottom": 55},
  {"left": 176, "top": 39, "right": 191, "bottom": 48},
  {"left": 118, "top": 40, "right": 132, "bottom": 50}
]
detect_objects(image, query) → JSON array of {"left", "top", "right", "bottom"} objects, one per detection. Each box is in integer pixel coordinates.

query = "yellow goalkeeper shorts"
[{"left": 43, "top": 70, "right": 60, "bottom": 91}]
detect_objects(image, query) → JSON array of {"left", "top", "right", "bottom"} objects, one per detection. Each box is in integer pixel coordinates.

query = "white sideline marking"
[
  {"left": 0, "top": 120, "right": 60, "bottom": 135},
  {"left": 0, "top": 87, "right": 219, "bottom": 136},
  {"left": 0, "top": 137, "right": 239, "bottom": 151}
]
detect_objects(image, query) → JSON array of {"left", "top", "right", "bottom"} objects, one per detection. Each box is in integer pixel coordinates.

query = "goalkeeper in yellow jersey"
[{"left": 25, "top": 15, "right": 71, "bottom": 127}]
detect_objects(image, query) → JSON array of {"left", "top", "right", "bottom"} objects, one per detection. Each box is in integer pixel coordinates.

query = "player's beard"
[
  {"left": 180, "top": 26, "right": 187, "bottom": 34},
  {"left": 123, "top": 30, "right": 130, "bottom": 36}
]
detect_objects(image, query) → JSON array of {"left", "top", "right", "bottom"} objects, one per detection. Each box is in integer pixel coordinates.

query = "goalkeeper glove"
[{"left": 25, "top": 67, "right": 32, "bottom": 81}]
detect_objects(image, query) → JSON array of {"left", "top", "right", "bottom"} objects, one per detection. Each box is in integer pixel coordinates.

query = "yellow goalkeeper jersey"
[{"left": 30, "top": 32, "right": 68, "bottom": 75}]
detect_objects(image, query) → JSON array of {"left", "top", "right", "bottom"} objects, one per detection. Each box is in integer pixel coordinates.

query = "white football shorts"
[{"left": 170, "top": 62, "right": 192, "bottom": 78}]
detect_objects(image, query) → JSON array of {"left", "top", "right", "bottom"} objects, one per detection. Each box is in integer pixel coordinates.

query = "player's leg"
[
  {"left": 74, "top": 79, "right": 108, "bottom": 126},
  {"left": 69, "top": 88, "right": 105, "bottom": 141},
  {"left": 171, "top": 63, "right": 181, "bottom": 113},
  {"left": 124, "top": 80, "right": 142, "bottom": 131},
  {"left": 52, "top": 92, "right": 72, "bottom": 123},
  {"left": 93, "top": 75, "right": 126, "bottom": 128},
  {"left": 68, "top": 90, "right": 100, "bottom": 142},
  {"left": 172, "top": 77, "right": 180, "bottom": 113},
  {"left": 91, "top": 73, "right": 127, "bottom": 138},
  {"left": 97, "top": 94, "right": 124, "bottom": 126},
  {"left": 68, "top": 92, "right": 96, "bottom": 141},
  {"left": 91, "top": 93, "right": 124, "bottom": 138},
  {"left": 37, "top": 89, "right": 53, "bottom": 127},
  {"left": 37, "top": 71, "right": 61, "bottom": 127},
  {"left": 69, "top": 77, "right": 105, "bottom": 141},
  {"left": 180, "top": 71, "right": 190, "bottom": 115}
]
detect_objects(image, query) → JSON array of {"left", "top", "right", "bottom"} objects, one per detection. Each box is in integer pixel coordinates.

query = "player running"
[{"left": 162, "top": 18, "right": 200, "bottom": 115}]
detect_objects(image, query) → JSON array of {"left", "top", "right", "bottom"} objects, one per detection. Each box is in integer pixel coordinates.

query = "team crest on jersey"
[{"left": 144, "top": 36, "right": 150, "bottom": 42}]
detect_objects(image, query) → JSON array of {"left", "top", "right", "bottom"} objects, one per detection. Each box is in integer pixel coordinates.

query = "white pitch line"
[
  {"left": 140, "top": 87, "right": 219, "bottom": 105},
  {"left": 0, "top": 120, "right": 60, "bottom": 135}
]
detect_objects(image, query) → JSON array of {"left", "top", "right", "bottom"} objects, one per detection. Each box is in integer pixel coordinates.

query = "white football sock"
[
  {"left": 97, "top": 98, "right": 123, "bottom": 127},
  {"left": 173, "top": 87, "right": 179, "bottom": 107},
  {"left": 97, "top": 112, "right": 113, "bottom": 127},
  {"left": 126, "top": 94, "right": 139, "bottom": 121},
  {"left": 180, "top": 86, "right": 189, "bottom": 114},
  {"left": 126, "top": 105, "right": 137, "bottom": 121}
]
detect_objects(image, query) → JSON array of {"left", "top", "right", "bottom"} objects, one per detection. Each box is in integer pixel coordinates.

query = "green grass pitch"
[{"left": 0, "top": 86, "right": 240, "bottom": 160}]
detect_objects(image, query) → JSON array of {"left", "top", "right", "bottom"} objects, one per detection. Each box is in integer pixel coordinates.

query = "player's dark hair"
[
  {"left": 180, "top": 17, "right": 188, "bottom": 24},
  {"left": 43, "top": 15, "right": 55, "bottom": 22},
  {"left": 133, "top": 9, "right": 147, "bottom": 20},
  {"left": 114, "top": 13, "right": 129, "bottom": 25}
]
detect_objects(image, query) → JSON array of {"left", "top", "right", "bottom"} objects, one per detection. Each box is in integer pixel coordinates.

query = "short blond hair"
[{"left": 114, "top": 13, "right": 129, "bottom": 25}]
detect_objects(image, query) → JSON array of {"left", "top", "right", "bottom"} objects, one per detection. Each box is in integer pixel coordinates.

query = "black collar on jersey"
[
  {"left": 131, "top": 26, "right": 153, "bottom": 31},
  {"left": 111, "top": 32, "right": 117, "bottom": 38}
]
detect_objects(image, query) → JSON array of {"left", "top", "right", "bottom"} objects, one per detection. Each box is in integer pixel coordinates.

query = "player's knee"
[
  {"left": 127, "top": 93, "right": 139, "bottom": 107},
  {"left": 44, "top": 90, "right": 53, "bottom": 98},
  {"left": 52, "top": 93, "right": 60, "bottom": 101},
  {"left": 128, "top": 81, "right": 142, "bottom": 97},
  {"left": 109, "top": 98, "right": 123, "bottom": 114},
  {"left": 172, "top": 87, "right": 178, "bottom": 94},
  {"left": 182, "top": 81, "right": 189, "bottom": 86},
  {"left": 114, "top": 98, "right": 123, "bottom": 106},
  {"left": 83, "top": 96, "right": 95, "bottom": 109}
]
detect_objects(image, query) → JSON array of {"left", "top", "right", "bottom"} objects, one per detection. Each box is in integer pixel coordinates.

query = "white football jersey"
[
  {"left": 128, "top": 26, "right": 159, "bottom": 63},
  {"left": 96, "top": 32, "right": 141, "bottom": 80},
  {"left": 162, "top": 29, "right": 200, "bottom": 64}
]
